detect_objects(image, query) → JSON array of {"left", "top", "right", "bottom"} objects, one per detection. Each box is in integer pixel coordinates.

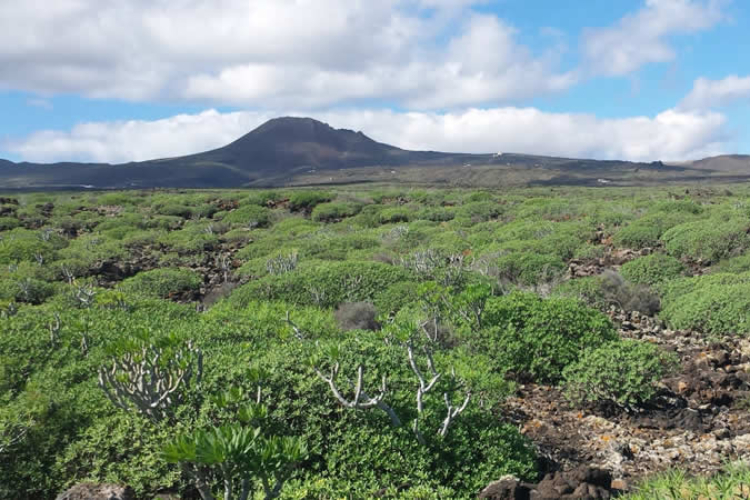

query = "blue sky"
[{"left": 1, "top": 0, "right": 749, "bottom": 163}]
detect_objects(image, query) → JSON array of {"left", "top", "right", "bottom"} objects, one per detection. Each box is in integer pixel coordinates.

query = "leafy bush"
[
  {"left": 613, "top": 211, "right": 700, "bottom": 249},
  {"left": 311, "top": 202, "right": 363, "bottom": 222},
  {"left": 228, "top": 261, "right": 416, "bottom": 308},
  {"left": 620, "top": 253, "right": 685, "bottom": 286},
  {"left": 0, "top": 217, "right": 19, "bottom": 231},
  {"left": 715, "top": 253, "right": 750, "bottom": 274},
  {"left": 660, "top": 272, "right": 750, "bottom": 334},
  {"left": 288, "top": 191, "right": 332, "bottom": 212},
  {"left": 374, "top": 281, "right": 422, "bottom": 316},
  {"left": 220, "top": 204, "right": 272, "bottom": 227},
  {"left": 661, "top": 217, "right": 750, "bottom": 262},
  {"left": 0, "top": 277, "right": 56, "bottom": 304},
  {"left": 0, "top": 229, "right": 57, "bottom": 265},
  {"left": 120, "top": 268, "right": 202, "bottom": 299},
  {"left": 494, "top": 251, "right": 566, "bottom": 286},
  {"left": 456, "top": 201, "right": 503, "bottom": 223},
  {"left": 379, "top": 207, "right": 411, "bottom": 224},
  {"left": 563, "top": 340, "right": 678, "bottom": 408},
  {"left": 478, "top": 293, "right": 618, "bottom": 383}
]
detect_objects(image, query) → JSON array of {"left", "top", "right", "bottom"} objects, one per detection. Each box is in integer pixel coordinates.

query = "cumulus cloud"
[
  {"left": 0, "top": 0, "right": 573, "bottom": 109},
  {"left": 680, "top": 75, "right": 750, "bottom": 110},
  {"left": 4, "top": 107, "right": 728, "bottom": 164},
  {"left": 582, "top": 0, "right": 724, "bottom": 76}
]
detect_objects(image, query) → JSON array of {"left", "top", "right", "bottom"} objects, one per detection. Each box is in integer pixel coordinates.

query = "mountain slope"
[{"left": 1, "top": 117, "right": 749, "bottom": 190}]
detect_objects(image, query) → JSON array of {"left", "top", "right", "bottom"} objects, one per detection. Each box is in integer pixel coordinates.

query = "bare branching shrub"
[
  {"left": 335, "top": 302, "right": 380, "bottom": 331},
  {"left": 266, "top": 252, "right": 298, "bottom": 275},
  {"left": 600, "top": 270, "right": 660, "bottom": 315}
]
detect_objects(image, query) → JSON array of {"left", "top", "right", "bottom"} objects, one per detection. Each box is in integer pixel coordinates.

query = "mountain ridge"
[{"left": 1, "top": 117, "right": 749, "bottom": 190}]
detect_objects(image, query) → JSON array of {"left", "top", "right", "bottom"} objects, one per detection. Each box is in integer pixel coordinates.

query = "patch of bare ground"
[{"left": 501, "top": 309, "right": 750, "bottom": 492}]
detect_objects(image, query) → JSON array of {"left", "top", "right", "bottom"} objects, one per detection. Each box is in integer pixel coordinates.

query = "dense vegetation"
[{"left": 1, "top": 185, "right": 749, "bottom": 499}]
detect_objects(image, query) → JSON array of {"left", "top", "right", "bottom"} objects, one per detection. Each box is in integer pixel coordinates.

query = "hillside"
[{"left": 1, "top": 117, "right": 750, "bottom": 190}]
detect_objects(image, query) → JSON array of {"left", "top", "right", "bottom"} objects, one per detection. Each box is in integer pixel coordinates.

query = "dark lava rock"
[
  {"left": 479, "top": 478, "right": 534, "bottom": 500},
  {"left": 481, "top": 467, "right": 614, "bottom": 500}
]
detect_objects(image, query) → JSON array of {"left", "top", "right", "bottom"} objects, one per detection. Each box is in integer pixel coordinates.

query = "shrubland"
[{"left": 0, "top": 186, "right": 747, "bottom": 499}]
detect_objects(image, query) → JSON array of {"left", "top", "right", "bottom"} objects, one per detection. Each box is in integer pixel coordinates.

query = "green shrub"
[
  {"left": 620, "top": 253, "right": 685, "bottom": 286},
  {"left": 374, "top": 281, "right": 422, "bottom": 316},
  {"left": 120, "top": 268, "right": 202, "bottom": 299},
  {"left": 494, "top": 252, "right": 566, "bottom": 286},
  {"left": 414, "top": 207, "right": 456, "bottom": 222},
  {"left": 288, "top": 191, "right": 332, "bottom": 212},
  {"left": 479, "top": 293, "right": 618, "bottom": 383},
  {"left": 715, "top": 253, "right": 750, "bottom": 274},
  {"left": 228, "top": 261, "right": 416, "bottom": 308},
  {"left": 563, "top": 340, "right": 678, "bottom": 408},
  {"left": 0, "top": 229, "right": 58, "bottom": 265},
  {"left": 0, "top": 217, "right": 19, "bottom": 231},
  {"left": 220, "top": 205, "right": 272, "bottom": 227},
  {"left": 613, "top": 211, "right": 700, "bottom": 249},
  {"left": 660, "top": 272, "right": 750, "bottom": 334},
  {"left": 661, "top": 217, "right": 750, "bottom": 262},
  {"left": 311, "top": 202, "right": 363, "bottom": 222},
  {"left": 379, "top": 208, "right": 411, "bottom": 224},
  {"left": 456, "top": 201, "right": 503, "bottom": 222},
  {"left": 0, "top": 277, "right": 56, "bottom": 304}
]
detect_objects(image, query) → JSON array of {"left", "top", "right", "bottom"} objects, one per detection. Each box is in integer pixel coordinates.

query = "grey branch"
[
  {"left": 314, "top": 363, "right": 401, "bottom": 427},
  {"left": 283, "top": 312, "right": 306, "bottom": 341},
  {"left": 439, "top": 389, "right": 471, "bottom": 438},
  {"left": 98, "top": 342, "right": 202, "bottom": 423}
]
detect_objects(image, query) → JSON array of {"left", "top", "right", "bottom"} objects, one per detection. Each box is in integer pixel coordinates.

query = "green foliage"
[
  {"left": 311, "top": 202, "right": 363, "bottom": 222},
  {"left": 374, "top": 281, "right": 422, "bottom": 316},
  {"left": 494, "top": 251, "right": 566, "bottom": 286},
  {"left": 221, "top": 205, "right": 272, "bottom": 228},
  {"left": 661, "top": 217, "right": 750, "bottom": 262},
  {"left": 620, "top": 253, "right": 685, "bottom": 286},
  {"left": 660, "top": 272, "right": 750, "bottom": 334},
  {"left": 0, "top": 229, "right": 58, "bottom": 265},
  {"left": 0, "top": 217, "right": 19, "bottom": 231},
  {"left": 479, "top": 293, "right": 618, "bottom": 383},
  {"left": 624, "top": 462, "right": 750, "bottom": 500},
  {"left": 456, "top": 201, "right": 503, "bottom": 223},
  {"left": 288, "top": 191, "right": 332, "bottom": 212},
  {"left": 379, "top": 207, "right": 411, "bottom": 224},
  {"left": 120, "top": 268, "right": 202, "bottom": 299},
  {"left": 563, "top": 340, "right": 678, "bottom": 408},
  {"left": 229, "top": 261, "right": 415, "bottom": 308},
  {"left": 613, "top": 211, "right": 701, "bottom": 249}
]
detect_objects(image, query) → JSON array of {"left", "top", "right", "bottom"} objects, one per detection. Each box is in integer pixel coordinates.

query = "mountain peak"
[{"left": 200, "top": 116, "right": 402, "bottom": 171}]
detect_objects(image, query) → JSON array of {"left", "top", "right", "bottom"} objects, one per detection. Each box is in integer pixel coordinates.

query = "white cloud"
[
  {"left": 680, "top": 75, "right": 750, "bottom": 110},
  {"left": 4, "top": 110, "right": 275, "bottom": 163},
  {"left": 582, "top": 0, "right": 724, "bottom": 76},
  {"left": 4, "top": 107, "right": 728, "bottom": 164},
  {"left": 0, "top": 0, "right": 573, "bottom": 109}
]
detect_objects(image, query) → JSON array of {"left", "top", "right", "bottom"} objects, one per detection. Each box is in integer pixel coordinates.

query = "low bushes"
[
  {"left": 661, "top": 217, "right": 750, "bottom": 262},
  {"left": 563, "top": 340, "right": 678, "bottom": 408},
  {"left": 288, "top": 191, "right": 332, "bottom": 212},
  {"left": 120, "top": 268, "right": 202, "bottom": 299},
  {"left": 613, "top": 211, "right": 701, "bottom": 249},
  {"left": 228, "top": 261, "right": 416, "bottom": 308},
  {"left": 478, "top": 293, "right": 618, "bottom": 383},
  {"left": 311, "top": 201, "right": 363, "bottom": 222},
  {"left": 620, "top": 253, "right": 685, "bottom": 286},
  {"left": 220, "top": 205, "right": 272, "bottom": 227},
  {"left": 660, "top": 272, "right": 750, "bottom": 334}
]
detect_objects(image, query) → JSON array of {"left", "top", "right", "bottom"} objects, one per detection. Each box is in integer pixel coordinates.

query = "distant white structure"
[
  {"left": 597, "top": 178, "right": 612, "bottom": 184},
  {"left": 493, "top": 152, "right": 503, "bottom": 157}
]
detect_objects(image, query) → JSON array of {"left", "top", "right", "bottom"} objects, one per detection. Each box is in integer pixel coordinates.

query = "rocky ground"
[{"left": 497, "top": 306, "right": 750, "bottom": 497}]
